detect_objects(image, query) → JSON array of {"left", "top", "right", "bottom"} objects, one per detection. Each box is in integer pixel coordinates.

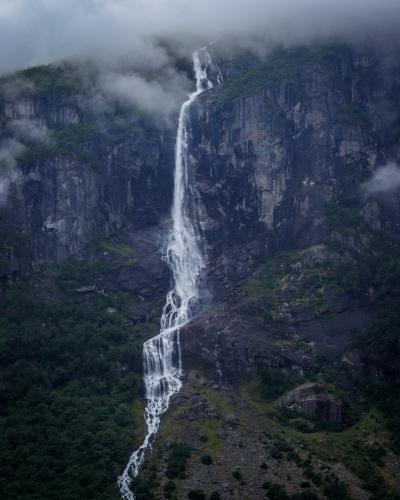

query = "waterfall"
[{"left": 118, "top": 47, "right": 215, "bottom": 500}]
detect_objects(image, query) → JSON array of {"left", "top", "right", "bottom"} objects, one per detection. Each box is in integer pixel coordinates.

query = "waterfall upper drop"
[{"left": 118, "top": 48, "right": 216, "bottom": 500}]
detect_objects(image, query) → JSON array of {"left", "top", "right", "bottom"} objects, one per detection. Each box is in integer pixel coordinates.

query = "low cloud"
[
  {"left": 362, "top": 162, "right": 400, "bottom": 196},
  {"left": 0, "top": 139, "right": 26, "bottom": 205},
  {"left": 0, "top": 1, "right": 399, "bottom": 75},
  {"left": 0, "top": 119, "right": 52, "bottom": 205},
  {"left": 99, "top": 69, "right": 190, "bottom": 119},
  {"left": 7, "top": 118, "right": 51, "bottom": 144}
]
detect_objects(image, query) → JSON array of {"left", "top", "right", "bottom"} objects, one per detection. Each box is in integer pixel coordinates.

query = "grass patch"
[{"left": 197, "top": 420, "right": 224, "bottom": 452}]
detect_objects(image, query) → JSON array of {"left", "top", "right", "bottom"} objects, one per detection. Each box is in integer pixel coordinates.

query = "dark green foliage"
[
  {"left": 209, "top": 492, "right": 221, "bottom": 500},
  {"left": 164, "top": 480, "right": 176, "bottom": 498},
  {"left": 0, "top": 279, "right": 143, "bottom": 500},
  {"left": 232, "top": 467, "right": 242, "bottom": 479},
  {"left": 366, "top": 444, "right": 387, "bottom": 466},
  {"left": 188, "top": 490, "right": 206, "bottom": 500},
  {"left": 0, "top": 63, "right": 96, "bottom": 102},
  {"left": 370, "top": 490, "right": 400, "bottom": 500},
  {"left": 201, "top": 454, "right": 213, "bottom": 465},
  {"left": 304, "top": 467, "right": 322, "bottom": 487},
  {"left": 270, "top": 446, "right": 283, "bottom": 460},
  {"left": 386, "top": 83, "right": 400, "bottom": 141},
  {"left": 214, "top": 44, "right": 353, "bottom": 101},
  {"left": 324, "top": 203, "right": 400, "bottom": 303},
  {"left": 166, "top": 443, "right": 191, "bottom": 479},
  {"left": 19, "top": 115, "right": 143, "bottom": 167},
  {"left": 131, "top": 477, "right": 155, "bottom": 500},
  {"left": 257, "top": 368, "right": 303, "bottom": 401},
  {"left": 287, "top": 449, "right": 302, "bottom": 465},
  {"left": 355, "top": 314, "right": 400, "bottom": 452},
  {"left": 323, "top": 477, "right": 349, "bottom": 500},
  {"left": 291, "top": 491, "right": 319, "bottom": 500},
  {"left": 266, "top": 483, "right": 289, "bottom": 500},
  {"left": 325, "top": 204, "right": 366, "bottom": 231},
  {"left": 334, "top": 103, "right": 372, "bottom": 132},
  {"left": 274, "top": 405, "right": 345, "bottom": 433}
]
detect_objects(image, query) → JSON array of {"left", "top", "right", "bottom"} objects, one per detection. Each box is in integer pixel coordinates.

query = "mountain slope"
[{"left": 0, "top": 41, "right": 400, "bottom": 499}]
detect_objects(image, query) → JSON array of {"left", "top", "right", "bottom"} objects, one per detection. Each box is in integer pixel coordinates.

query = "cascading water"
[{"left": 118, "top": 48, "right": 216, "bottom": 500}]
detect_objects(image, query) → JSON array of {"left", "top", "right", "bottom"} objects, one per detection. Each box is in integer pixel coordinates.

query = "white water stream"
[{"left": 118, "top": 48, "right": 215, "bottom": 500}]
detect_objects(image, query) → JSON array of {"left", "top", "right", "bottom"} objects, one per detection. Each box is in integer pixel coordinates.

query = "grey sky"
[{"left": 0, "top": 0, "right": 399, "bottom": 74}]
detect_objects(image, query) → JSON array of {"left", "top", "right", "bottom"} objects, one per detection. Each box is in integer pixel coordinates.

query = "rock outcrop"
[{"left": 279, "top": 383, "right": 342, "bottom": 422}]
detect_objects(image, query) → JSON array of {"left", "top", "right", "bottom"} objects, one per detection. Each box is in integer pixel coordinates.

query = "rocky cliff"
[
  {"left": 0, "top": 64, "right": 174, "bottom": 281},
  {"left": 140, "top": 42, "right": 400, "bottom": 499},
  {"left": 179, "top": 43, "right": 400, "bottom": 380},
  {"left": 1, "top": 42, "right": 400, "bottom": 500}
]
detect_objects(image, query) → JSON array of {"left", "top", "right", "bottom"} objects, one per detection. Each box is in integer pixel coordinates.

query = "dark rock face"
[
  {"left": 179, "top": 43, "right": 400, "bottom": 382},
  {"left": 1, "top": 43, "right": 400, "bottom": 384},
  {"left": 0, "top": 94, "right": 174, "bottom": 280},
  {"left": 191, "top": 45, "right": 399, "bottom": 259},
  {"left": 279, "top": 383, "right": 342, "bottom": 422}
]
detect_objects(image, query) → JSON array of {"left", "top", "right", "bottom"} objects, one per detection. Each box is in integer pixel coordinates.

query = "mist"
[
  {"left": 0, "top": 0, "right": 400, "bottom": 75},
  {"left": 363, "top": 163, "right": 400, "bottom": 196},
  {"left": 0, "top": 139, "right": 25, "bottom": 205}
]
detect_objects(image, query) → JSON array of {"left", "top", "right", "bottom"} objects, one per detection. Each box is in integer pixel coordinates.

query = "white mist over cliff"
[{"left": 1, "top": 0, "right": 400, "bottom": 74}]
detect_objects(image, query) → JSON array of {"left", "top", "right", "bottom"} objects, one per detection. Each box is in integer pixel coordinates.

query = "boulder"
[{"left": 279, "top": 383, "right": 342, "bottom": 422}]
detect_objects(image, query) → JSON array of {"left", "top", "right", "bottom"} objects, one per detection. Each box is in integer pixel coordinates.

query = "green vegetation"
[
  {"left": 323, "top": 477, "right": 349, "bottom": 500},
  {"left": 232, "top": 467, "right": 242, "bottom": 480},
  {"left": 264, "top": 482, "right": 288, "bottom": 500},
  {"left": 273, "top": 406, "right": 345, "bottom": 434},
  {"left": 257, "top": 368, "right": 303, "bottom": 401},
  {"left": 188, "top": 490, "right": 206, "bottom": 500},
  {"left": 212, "top": 44, "right": 352, "bottom": 101},
  {"left": 245, "top": 250, "right": 342, "bottom": 320},
  {"left": 131, "top": 477, "right": 155, "bottom": 500},
  {"left": 209, "top": 492, "right": 221, "bottom": 500},
  {"left": 334, "top": 103, "right": 372, "bottom": 132},
  {"left": 282, "top": 409, "right": 392, "bottom": 495},
  {"left": 0, "top": 281, "right": 143, "bottom": 499},
  {"left": 19, "top": 115, "right": 143, "bottom": 166},
  {"left": 200, "top": 454, "right": 213, "bottom": 465},
  {"left": 0, "top": 230, "right": 157, "bottom": 500},
  {"left": 246, "top": 200, "right": 400, "bottom": 322},
  {"left": 166, "top": 443, "right": 192, "bottom": 479},
  {"left": 0, "top": 63, "right": 96, "bottom": 102},
  {"left": 355, "top": 313, "right": 400, "bottom": 452},
  {"left": 164, "top": 479, "right": 176, "bottom": 498}
]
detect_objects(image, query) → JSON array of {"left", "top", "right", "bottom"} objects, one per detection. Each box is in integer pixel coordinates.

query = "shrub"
[
  {"left": 188, "top": 490, "right": 206, "bottom": 500},
  {"left": 304, "top": 467, "right": 322, "bottom": 486},
  {"left": 270, "top": 447, "right": 283, "bottom": 460},
  {"left": 323, "top": 479, "right": 349, "bottom": 500},
  {"left": 164, "top": 480, "right": 176, "bottom": 498},
  {"left": 232, "top": 467, "right": 242, "bottom": 480},
  {"left": 166, "top": 443, "right": 192, "bottom": 479},
  {"left": 201, "top": 454, "right": 213, "bottom": 466},
  {"left": 257, "top": 368, "right": 303, "bottom": 401},
  {"left": 267, "top": 483, "right": 288, "bottom": 500},
  {"left": 209, "top": 492, "right": 221, "bottom": 500},
  {"left": 291, "top": 490, "right": 318, "bottom": 500}
]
